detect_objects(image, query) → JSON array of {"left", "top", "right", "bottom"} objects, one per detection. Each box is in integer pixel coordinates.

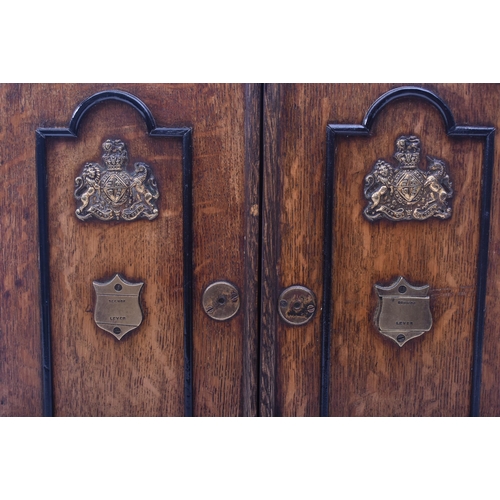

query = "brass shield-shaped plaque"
[
  {"left": 93, "top": 274, "right": 144, "bottom": 340},
  {"left": 374, "top": 276, "right": 432, "bottom": 347}
]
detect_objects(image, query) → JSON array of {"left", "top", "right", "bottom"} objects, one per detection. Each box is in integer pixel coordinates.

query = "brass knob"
[
  {"left": 278, "top": 285, "right": 317, "bottom": 326},
  {"left": 202, "top": 281, "right": 240, "bottom": 321}
]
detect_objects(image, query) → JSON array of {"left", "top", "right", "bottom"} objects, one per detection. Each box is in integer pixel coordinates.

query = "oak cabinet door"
[
  {"left": 260, "top": 84, "right": 500, "bottom": 417},
  {"left": 1, "top": 84, "right": 260, "bottom": 416}
]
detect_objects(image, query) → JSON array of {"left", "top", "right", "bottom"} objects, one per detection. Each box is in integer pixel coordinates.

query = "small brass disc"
[
  {"left": 278, "top": 285, "right": 317, "bottom": 326},
  {"left": 202, "top": 281, "right": 240, "bottom": 321}
]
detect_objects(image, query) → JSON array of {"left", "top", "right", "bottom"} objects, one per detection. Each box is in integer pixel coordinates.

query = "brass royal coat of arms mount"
[
  {"left": 363, "top": 135, "right": 453, "bottom": 222},
  {"left": 74, "top": 139, "right": 159, "bottom": 221}
]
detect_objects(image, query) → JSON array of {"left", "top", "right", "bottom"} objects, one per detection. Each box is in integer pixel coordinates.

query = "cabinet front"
[{"left": 1, "top": 83, "right": 499, "bottom": 416}]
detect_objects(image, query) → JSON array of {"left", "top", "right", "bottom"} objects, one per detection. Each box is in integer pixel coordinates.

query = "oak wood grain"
[
  {"left": 0, "top": 84, "right": 43, "bottom": 416},
  {"left": 189, "top": 84, "right": 259, "bottom": 416},
  {"left": 261, "top": 84, "right": 325, "bottom": 416},
  {"left": 260, "top": 83, "right": 281, "bottom": 416},
  {"left": 242, "top": 84, "right": 261, "bottom": 417}
]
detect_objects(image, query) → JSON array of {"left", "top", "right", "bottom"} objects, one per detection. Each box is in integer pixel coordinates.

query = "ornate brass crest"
[
  {"left": 364, "top": 135, "right": 453, "bottom": 221},
  {"left": 374, "top": 276, "right": 432, "bottom": 347},
  {"left": 75, "top": 139, "right": 159, "bottom": 221},
  {"left": 93, "top": 274, "right": 144, "bottom": 340}
]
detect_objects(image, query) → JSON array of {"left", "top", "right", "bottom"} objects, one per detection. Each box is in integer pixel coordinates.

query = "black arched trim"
[
  {"left": 69, "top": 90, "right": 157, "bottom": 134},
  {"left": 363, "top": 86, "right": 456, "bottom": 132}
]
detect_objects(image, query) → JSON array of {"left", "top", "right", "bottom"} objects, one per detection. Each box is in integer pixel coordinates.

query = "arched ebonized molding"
[
  {"left": 321, "top": 86, "right": 495, "bottom": 417},
  {"left": 36, "top": 90, "right": 193, "bottom": 417},
  {"left": 69, "top": 90, "right": 157, "bottom": 134}
]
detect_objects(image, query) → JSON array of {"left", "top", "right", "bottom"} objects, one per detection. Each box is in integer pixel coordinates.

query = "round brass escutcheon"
[
  {"left": 278, "top": 285, "right": 317, "bottom": 326},
  {"left": 202, "top": 281, "right": 240, "bottom": 321}
]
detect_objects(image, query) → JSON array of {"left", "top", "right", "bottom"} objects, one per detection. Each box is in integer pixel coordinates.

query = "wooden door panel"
[
  {"left": 330, "top": 97, "right": 482, "bottom": 416},
  {"left": 261, "top": 83, "right": 499, "bottom": 417},
  {"left": 191, "top": 84, "right": 260, "bottom": 416},
  {"left": 46, "top": 100, "right": 186, "bottom": 416}
]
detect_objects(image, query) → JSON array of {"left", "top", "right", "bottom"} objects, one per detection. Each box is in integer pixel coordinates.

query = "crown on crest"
[
  {"left": 102, "top": 139, "right": 128, "bottom": 171},
  {"left": 393, "top": 135, "right": 420, "bottom": 168}
]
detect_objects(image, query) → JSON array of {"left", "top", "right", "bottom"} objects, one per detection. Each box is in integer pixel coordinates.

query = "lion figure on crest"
[{"left": 364, "top": 160, "right": 394, "bottom": 214}]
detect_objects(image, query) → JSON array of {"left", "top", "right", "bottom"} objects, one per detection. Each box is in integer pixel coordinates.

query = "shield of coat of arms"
[
  {"left": 374, "top": 276, "right": 432, "bottom": 347},
  {"left": 93, "top": 274, "right": 144, "bottom": 340}
]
